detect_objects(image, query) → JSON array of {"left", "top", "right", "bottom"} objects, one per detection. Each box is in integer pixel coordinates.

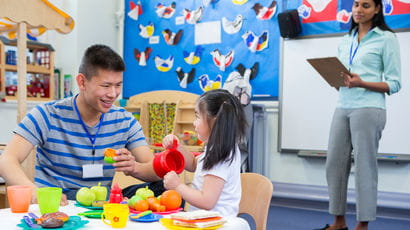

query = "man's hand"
[{"left": 112, "top": 148, "right": 137, "bottom": 176}]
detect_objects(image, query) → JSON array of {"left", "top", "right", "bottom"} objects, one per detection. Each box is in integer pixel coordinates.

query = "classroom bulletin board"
[
  {"left": 123, "top": 0, "right": 282, "bottom": 99},
  {"left": 123, "top": 0, "right": 410, "bottom": 99}
]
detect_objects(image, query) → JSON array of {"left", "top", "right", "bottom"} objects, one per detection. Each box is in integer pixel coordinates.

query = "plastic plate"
[
  {"left": 159, "top": 218, "right": 224, "bottom": 230},
  {"left": 17, "top": 216, "right": 89, "bottom": 230},
  {"left": 129, "top": 207, "right": 183, "bottom": 215},
  {"left": 129, "top": 213, "right": 163, "bottom": 222},
  {"left": 77, "top": 210, "right": 103, "bottom": 218},
  {"left": 74, "top": 202, "right": 103, "bottom": 210}
]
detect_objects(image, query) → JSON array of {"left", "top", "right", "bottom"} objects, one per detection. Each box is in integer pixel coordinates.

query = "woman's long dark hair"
[
  {"left": 349, "top": 0, "right": 393, "bottom": 34},
  {"left": 197, "top": 89, "right": 247, "bottom": 170}
]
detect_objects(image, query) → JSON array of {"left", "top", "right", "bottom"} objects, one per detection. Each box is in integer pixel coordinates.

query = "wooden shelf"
[{"left": 0, "top": 37, "right": 55, "bottom": 101}]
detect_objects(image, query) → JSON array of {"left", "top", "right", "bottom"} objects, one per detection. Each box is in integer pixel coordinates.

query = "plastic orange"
[
  {"left": 134, "top": 199, "right": 149, "bottom": 212},
  {"left": 160, "top": 190, "right": 182, "bottom": 211},
  {"left": 147, "top": 196, "right": 166, "bottom": 212},
  {"left": 104, "top": 148, "right": 117, "bottom": 157}
]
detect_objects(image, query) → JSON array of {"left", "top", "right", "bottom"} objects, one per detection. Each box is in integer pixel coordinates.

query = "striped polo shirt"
[{"left": 14, "top": 95, "right": 147, "bottom": 193}]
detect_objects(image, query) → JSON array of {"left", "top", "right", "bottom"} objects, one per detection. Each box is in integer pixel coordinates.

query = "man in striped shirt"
[{"left": 0, "top": 44, "right": 162, "bottom": 204}]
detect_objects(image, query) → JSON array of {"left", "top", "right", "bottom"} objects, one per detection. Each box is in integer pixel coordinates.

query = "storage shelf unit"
[{"left": 0, "top": 37, "right": 55, "bottom": 101}]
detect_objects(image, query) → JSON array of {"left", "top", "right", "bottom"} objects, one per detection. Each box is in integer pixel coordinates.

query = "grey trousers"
[{"left": 326, "top": 108, "right": 386, "bottom": 221}]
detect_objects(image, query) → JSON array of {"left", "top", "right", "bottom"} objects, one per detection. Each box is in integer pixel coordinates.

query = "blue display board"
[
  {"left": 284, "top": 0, "right": 410, "bottom": 36},
  {"left": 123, "top": 0, "right": 281, "bottom": 99}
]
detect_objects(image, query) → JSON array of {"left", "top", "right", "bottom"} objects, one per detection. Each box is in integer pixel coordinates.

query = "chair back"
[{"left": 238, "top": 172, "right": 273, "bottom": 230}]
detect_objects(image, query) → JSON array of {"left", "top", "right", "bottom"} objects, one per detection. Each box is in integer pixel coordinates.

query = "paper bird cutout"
[
  {"left": 162, "top": 29, "right": 183, "bottom": 46},
  {"left": 156, "top": 2, "right": 176, "bottom": 18},
  {"left": 210, "top": 49, "right": 235, "bottom": 71},
  {"left": 222, "top": 15, "right": 244, "bottom": 34},
  {"left": 176, "top": 67, "right": 196, "bottom": 88},
  {"left": 298, "top": 4, "right": 312, "bottom": 19},
  {"left": 183, "top": 46, "right": 204, "bottom": 65},
  {"left": 203, "top": 0, "right": 220, "bottom": 7},
  {"left": 242, "top": 30, "right": 268, "bottom": 52},
  {"left": 183, "top": 6, "right": 203, "bottom": 24},
  {"left": 223, "top": 63, "right": 259, "bottom": 105},
  {"left": 134, "top": 47, "right": 152, "bottom": 66},
  {"left": 232, "top": 0, "right": 248, "bottom": 5},
  {"left": 198, "top": 74, "right": 222, "bottom": 92},
  {"left": 155, "top": 55, "right": 174, "bottom": 72},
  {"left": 336, "top": 10, "right": 351, "bottom": 24},
  {"left": 139, "top": 22, "right": 154, "bottom": 38},
  {"left": 252, "top": 1, "right": 277, "bottom": 20},
  {"left": 128, "top": 1, "right": 143, "bottom": 20}
]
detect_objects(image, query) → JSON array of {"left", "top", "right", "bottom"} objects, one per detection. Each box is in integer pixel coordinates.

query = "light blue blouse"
[{"left": 337, "top": 27, "right": 401, "bottom": 109}]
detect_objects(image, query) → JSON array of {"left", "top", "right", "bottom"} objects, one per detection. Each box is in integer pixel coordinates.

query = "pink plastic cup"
[
  {"left": 153, "top": 149, "right": 185, "bottom": 178},
  {"left": 7, "top": 185, "right": 32, "bottom": 213}
]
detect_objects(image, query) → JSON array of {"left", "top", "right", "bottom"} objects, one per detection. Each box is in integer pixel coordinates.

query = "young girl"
[{"left": 162, "top": 89, "right": 247, "bottom": 217}]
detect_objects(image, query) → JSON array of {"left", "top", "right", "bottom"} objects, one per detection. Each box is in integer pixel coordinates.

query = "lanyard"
[
  {"left": 349, "top": 30, "right": 359, "bottom": 68},
  {"left": 74, "top": 95, "right": 104, "bottom": 161}
]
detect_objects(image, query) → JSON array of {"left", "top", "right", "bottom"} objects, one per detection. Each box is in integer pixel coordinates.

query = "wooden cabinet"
[
  {"left": 0, "top": 37, "right": 55, "bottom": 101},
  {"left": 125, "top": 90, "right": 203, "bottom": 152}
]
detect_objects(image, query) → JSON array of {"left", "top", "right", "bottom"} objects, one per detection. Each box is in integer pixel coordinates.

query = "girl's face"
[
  {"left": 352, "top": 0, "right": 380, "bottom": 26},
  {"left": 193, "top": 106, "right": 212, "bottom": 143}
]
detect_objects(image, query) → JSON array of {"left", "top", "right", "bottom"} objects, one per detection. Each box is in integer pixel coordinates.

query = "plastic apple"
[
  {"left": 135, "top": 186, "right": 154, "bottom": 200},
  {"left": 127, "top": 194, "right": 143, "bottom": 208},
  {"left": 76, "top": 187, "right": 96, "bottom": 206},
  {"left": 90, "top": 182, "right": 108, "bottom": 201}
]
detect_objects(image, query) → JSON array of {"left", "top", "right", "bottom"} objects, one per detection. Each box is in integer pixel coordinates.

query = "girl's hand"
[
  {"left": 342, "top": 72, "right": 363, "bottom": 88},
  {"left": 113, "top": 148, "right": 137, "bottom": 175},
  {"left": 163, "top": 171, "right": 181, "bottom": 190},
  {"left": 162, "top": 134, "right": 179, "bottom": 149}
]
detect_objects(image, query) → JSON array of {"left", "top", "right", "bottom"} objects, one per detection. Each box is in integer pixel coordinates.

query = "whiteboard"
[{"left": 279, "top": 32, "right": 410, "bottom": 155}]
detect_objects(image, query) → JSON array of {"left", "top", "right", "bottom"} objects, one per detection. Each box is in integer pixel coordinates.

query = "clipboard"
[{"left": 306, "top": 57, "right": 349, "bottom": 88}]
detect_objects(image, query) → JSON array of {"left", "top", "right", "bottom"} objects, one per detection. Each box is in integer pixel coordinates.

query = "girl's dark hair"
[
  {"left": 79, "top": 44, "right": 125, "bottom": 80},
  {"left": 349, "top": 0, "right": 393, "bottom": 34},
  {"left": 197, "top": 89, "right": 247, "bottom": 170}
]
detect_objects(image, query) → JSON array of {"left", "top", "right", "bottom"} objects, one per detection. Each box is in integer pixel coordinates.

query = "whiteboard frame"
[{"left": 278, "top": 31, "right": 410, "bottom": 156}]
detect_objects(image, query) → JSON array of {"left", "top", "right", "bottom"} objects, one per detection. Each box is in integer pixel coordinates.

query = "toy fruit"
[
  {"left": 90, "top": 182, "right": 108, "bottom": 200},
  {"left": 135, "top": 186, "right": 154, "bottom": 200},
  {"left": 160, "top": 190, "right": 182, "bottom": 211},
  {"left": 104, "top": 148, "right": 117, "bottom": 164},
  {"left": 134, "top": 199, "right": 149, "bottom": 212},
  {"left": 76, "top": 187, "right": 96, "bottom": 206},
  {"left": 127, "top": 194, "right": 143, "bottom": 208},
  {"left": 147, "top": 196, "right": 166, "bottom": 212}
]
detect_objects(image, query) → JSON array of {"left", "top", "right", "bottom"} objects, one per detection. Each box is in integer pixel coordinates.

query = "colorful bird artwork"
[
  {"left": 155, "top": 55, "right": 174, "bottom": 72},
  {"left": 198, "top": 74, "right": 222, "bottom": 92},
  {"left": 242, "top": 30, "right": 269, "bottom": 52},
  {"left": 162, "top": 29, "right": 183, "bottom": 46},
  {"left": 252, "top": 1, "right": 277, "bottom": 20},
  {"left": 232, "top": 0, "right": 248, "bottom": 5},
  {"left": 183, "top": 46, "right": 204, "bottom": 65},
  {"left": 176, "top": 67, "right": 196, "bottom": 88},
  {"left": 156, "top": 2, "right": 176, "bottom": 18},
  {"left": 128, "top": 0, "right": 143, "bottom": 20},
  {"left": 223, "top": 63, "right": 259, "bottom": 105},
  {"left": 134, "top": 47, "right": 152, "bottom": 66},
  {"left": 203, "top": 0, "right": 220, "bottom": 7},
  {"left": 210, "top": 49, "right": 235, "bottom": 71},
  {"left": 222, "top": 15, "right": 244, "bottom": 34},
  {"left": 139, "top": 22, "right": 154, "bottom": 38},
  {"left": 336, "top": 9, "right": 351, "bottom": 24},
  {"left": 183, "top": 6, "right": 203, "bottom": 24}
]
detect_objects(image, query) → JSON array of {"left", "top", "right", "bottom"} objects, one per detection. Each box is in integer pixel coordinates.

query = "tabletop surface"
[{"left": 0, "top": 201, "right": 250, "bottom": 230}]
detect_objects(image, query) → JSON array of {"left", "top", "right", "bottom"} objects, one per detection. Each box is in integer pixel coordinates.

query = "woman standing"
[{"left": 317, "top": 1, "right": 401, "bottom": 230}]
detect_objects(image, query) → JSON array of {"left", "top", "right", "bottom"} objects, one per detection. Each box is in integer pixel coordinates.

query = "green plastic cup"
[{"left": 37, "top": 187, "right": 62, "bottom": 214}]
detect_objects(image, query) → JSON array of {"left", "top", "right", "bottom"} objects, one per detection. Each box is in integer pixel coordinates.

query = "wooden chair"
[{"left": 238, "top": 172, "right": 273, "bottom": 230}]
